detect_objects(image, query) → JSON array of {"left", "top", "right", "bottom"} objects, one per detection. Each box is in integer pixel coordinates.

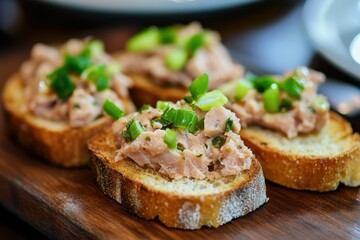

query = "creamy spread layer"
[
  {"left": 20, "top": 39, "right": 132, "bottom": 127},
  {"left": 109, "top": 74, "right": 253, "bottom": 180},
  {"left": 118, "top": 22, "right": 244, "bottom": 89},
  {"left": 222, "top": 67, "right": 330, "bottom": 138}
]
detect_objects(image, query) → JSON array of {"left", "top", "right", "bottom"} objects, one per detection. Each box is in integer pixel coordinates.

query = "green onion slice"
[
  {"left": 311, "top": 95, "right": 329, "bottom": 113},
  {"left": 263, "top": 83, "right": 280, "bottom": 113},
  {"left": 47, "top": 67, "right": 75, "bottom": 100},
  {"left": 183, "top": 96, "right": 193, "bottom": 104},
  {"left": 151, "top": 117, "right": 172, "bottom": 129},
  {"left": 127, "top": 118, "right": 145, "bottom": 140},
  {"left": 161, "top": 108, "right": 198, "bottom": 133},
  {"left": 279, "top": 98, "right": 293, "bottom": 112},
  {"left": 187, "top": 31, "right": 207, "bottom": 55},
  {"left": 103, "top": 98, "right": 125, "bottom": 120},
  {"left": 280, "top": 76, "right": 304, "bottom": 99},
  {"left": 195, "top": 90, "right": 228, "bottom": 111},
  {"left": 106, "top": 63, "right": 122, "bottom": 75},
  {"left": 212, "top": 136, "right": 226, "bottom": 149},
  {"left": 164, "top": 128, "right": 177, "bottom": 149},
  {"left": 156, "top": 100, "right": 174, "bottom": 112},
  {"left": 64, "top": 54, "right": 92, "bottom": 74},
  {"left": 174, "top": 109, "right": 198, "bottom": 133},
  {"left": 160, "top": 27, "right": 177, "bottom": 44},
  {"left": 225, "top": 118, "right": 233, "bottom": 132},
  {"left": 197, "top": 117, "right": 205, "bottom": 130},
  {"left": 234, "top": 80, "right": 253, "bottom": 101},
  {"left": 165, "top": 48, "right": 188, "bottom": 71},
  {"left": 81, "top": 40, "right": 104, "bottom": 58},
  {"left": 162, "top": 108, "right": 177, "bottom": 122},
  {"left": 189, "top": 73, "right": 209, "bottom": 100},
  {"left": 81, "top": 64, "right": 110, "bottom": 91},
  {"left": 253, "top": 76, "right": 278, "bottom": 93},
  {"left": 138, "top": 104, "right": 151, "bottom": 113},
  {"left": 126, "top": 27, "right": 160, "bottom": 53}
]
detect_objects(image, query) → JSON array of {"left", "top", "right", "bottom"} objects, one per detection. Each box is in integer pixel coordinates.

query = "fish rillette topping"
[
  {"left": 119, "top": 22, "right": 244, "bottom": 88},
  {"left": 221, "top": 67, "right": 330, "bottom": 138},
  {"left": 20, "top": 39, "right": 132, "bottom": 127},
  {"left": 105, "top": 74, "right": 253, "bottom": 180}
]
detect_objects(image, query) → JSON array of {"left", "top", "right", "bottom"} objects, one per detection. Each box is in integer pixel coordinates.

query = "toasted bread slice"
[
  {"left": 88, "top": 128, "right": 267, "bottom": 229},
  {"left": 240, "top": 112, "right": 360, "bottom": 191},
  {"left": 2, "top": 74, "right": 135, "bottom": 167},
  {"left": 128, "top": 73, "right": 187, "bottom": 107}
]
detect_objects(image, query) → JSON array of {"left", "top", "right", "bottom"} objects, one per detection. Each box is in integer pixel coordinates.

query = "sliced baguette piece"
[
  {"left": 127, "top": 73, "right": 188, "bottom": 107},
  {"left": 2, "top": 74, "right": 135, "bottom": 167},
  {"left": 88, "top": 128, "right": 267, "bottom": 229},
  {"left": 240, "top": 112, "right": 360, "bottom": 192}
]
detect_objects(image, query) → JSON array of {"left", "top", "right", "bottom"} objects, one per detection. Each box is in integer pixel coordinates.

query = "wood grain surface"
[{"left": 0, "top": 31, "right": 359, "bottom": 240}]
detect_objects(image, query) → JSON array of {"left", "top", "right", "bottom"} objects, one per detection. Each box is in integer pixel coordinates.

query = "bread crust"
[
  {"left": 2, "top": 74, "right": 135, "bottom": 167},
  {"left": 88, "top": 128, "right": 267, "bottom": 229},
  {"left": 240, "top": 112, "right": 360, "bottom": 191},
  {"left": 128, "top": 73, "right": 188, "bottom": 107}
]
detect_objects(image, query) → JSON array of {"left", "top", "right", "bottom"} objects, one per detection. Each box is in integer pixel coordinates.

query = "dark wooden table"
[{"left": 0, "top": 0, "right": 359, "bottom": 239}]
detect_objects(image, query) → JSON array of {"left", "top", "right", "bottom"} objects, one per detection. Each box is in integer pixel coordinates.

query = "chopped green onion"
[
  {"left": 311, "top": 95, "right": 329, "bottom": 113},
  {"left": 234, "top": 80, "right": 253, "bottom": 101},
  {"left": 212, "top": 136, "right": 226, "bottom": 149},
  {"left": 177, "top": 144, "right": 185, "bottom": 151},
  {"left": 164, "top": 128, "right": 177, "bottom": 149},
  {"left": 165, "top": 48, "right": 188, "bottom": 71},
  {"left": 195, "top": 90, "right": 228, "bottom": 111},
  {"left": 225, "top": 118, "right": 233, "bottom": 132},
  {"left": 263, "top": 83, "right": 280, "bottom": 113},
  {"left": 187, "top": 32, "right": 207, "bottom": 55},
  {"left": 253, "top": 76, "right": 278, "bottom": 93},
  {"left": 280, "top": 76, "right": 304, "bottom": 99},
  {"left": 103, "top": 98, "right": 125, "bottom": 120},
  {"left": 64, "top": 54, "right": 92, "bottom": 74},
  {"left": 81, "top": 40, "right": 104, "bottom": 58},
  {"left": 162, "top": 108, "right": 177, "bottom": 122},
  {"left": 81, "top": 64, "right": 110, "bottom": 91},
  {"left": 190, "top": 73, "right": 209, "bottom": 100},
  {"left": 197, "top": 118, "right": 205, "bottom": 130},
  {"left": 121, "top": 130, "right": 131, "bottom": 141},
  {"left": 138, "top": 104, "right": 151, "bottom": 113},
  {"left": 279, "top": 99, "right": 293, "bottom": 112},
  {"left": 161, "top": 108, "right": 198, "bottom": 132},
  {"left": 183, "top": 96, "right": 193, "bottom": 104},
  {"left": 47, "top": 67, "right": 75, "bottom": 99},
  {"left": 160, "top": 27, "right": 177, "bottom": 44},
  {"left": 96, "top": 75, "right": 111, "bottom": 91},
  {"left": 106, "top": 63, "right": 122, "bottom": 75},
  {"left": 127, "top": 118, "right": 145, "bottom": 140},
  {"left": 127, "top": 27, "right": 160, "bottom": 52},
  {"left": 174, "top": 109, "right": 198, "bottom": 133},
  {"left": 151, "top": 118, "right": 172, "bottom": 129},
  {"left": 156, "top": 100, "right": 173, "bottom": 112}
]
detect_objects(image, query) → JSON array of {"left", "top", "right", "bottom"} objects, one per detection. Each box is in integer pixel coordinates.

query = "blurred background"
[{"left": 0, "top": 0, "right": 359, "bottom": 238}]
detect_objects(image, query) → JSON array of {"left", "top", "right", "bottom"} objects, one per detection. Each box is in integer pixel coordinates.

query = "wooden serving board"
[{"left": 0, "top": 35, "right": 359, "bottom": 240}]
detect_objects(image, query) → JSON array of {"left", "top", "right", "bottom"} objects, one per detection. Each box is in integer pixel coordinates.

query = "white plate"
[
  {"left": 39, "top": 0, "right": 261, "bottom": 14},
  {"left": 303, "top": 0, "right": 360, "bottom": 80}
]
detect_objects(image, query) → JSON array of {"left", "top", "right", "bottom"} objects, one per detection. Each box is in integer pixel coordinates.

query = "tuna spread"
[
  {"left": 222, "top": 67, "right": 330, "bottom": 138},
  {"left": 109, "top": 74, "right": 253, "bottom": 180},
  {"left": 20, "top": 39, "right": 133, "bottom": 127},
  {"left": 118, "top": 22, "right": 244, "bottom": 89}
]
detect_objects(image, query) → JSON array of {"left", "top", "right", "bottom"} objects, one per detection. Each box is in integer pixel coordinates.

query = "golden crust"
[
  {"left": 128, "top": 73, "right": 187, "bottom": 107},
  {"left": 240, "top": 112, "right": 360, "bottom": 191},
  {"left": 88, "top": 128, "right": 267, "bottom": 229},
  {"left": 2, "top": 73, "right": 136, "bottom": 167}
]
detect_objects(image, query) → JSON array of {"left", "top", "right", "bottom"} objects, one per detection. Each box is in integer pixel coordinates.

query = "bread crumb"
[{"left": 178, "top": 202, "right": 200, "bottom": 229}]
